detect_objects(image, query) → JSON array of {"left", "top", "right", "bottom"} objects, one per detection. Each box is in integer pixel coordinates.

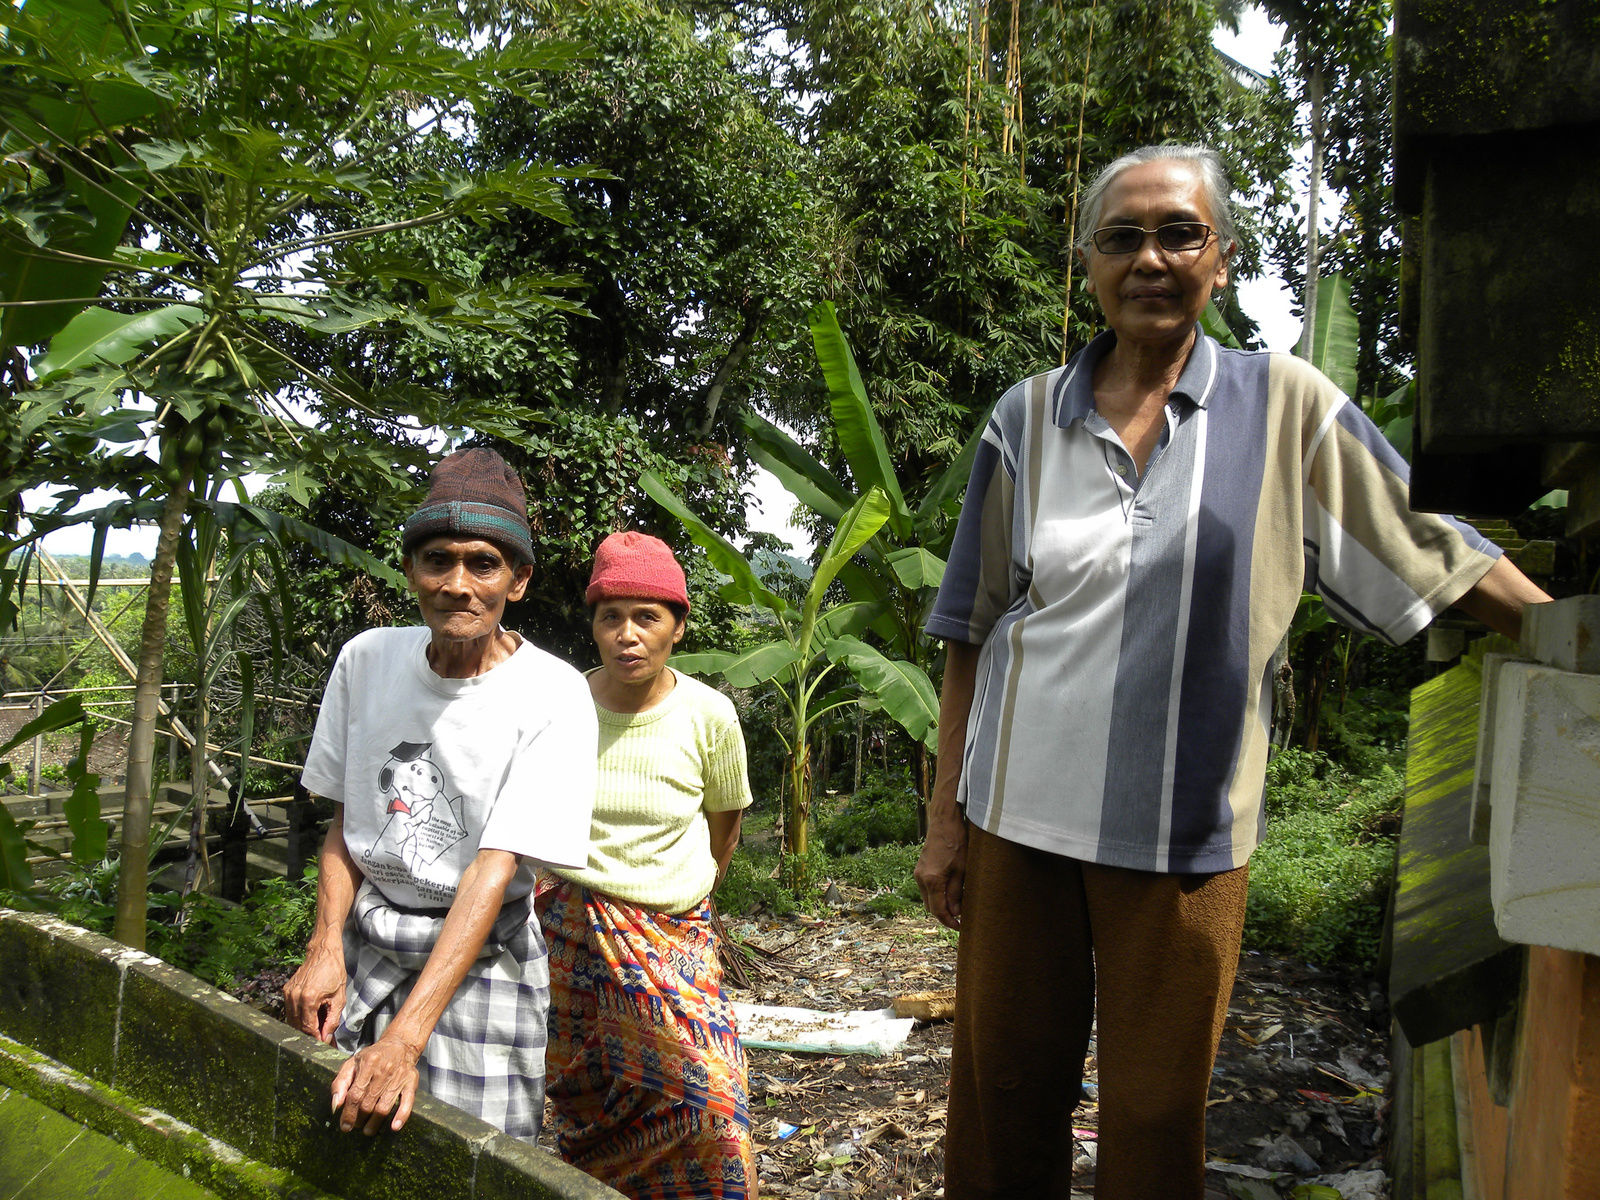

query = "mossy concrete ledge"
[{"left": 0, "top": 907, "right": 623, "bottom": 1200}]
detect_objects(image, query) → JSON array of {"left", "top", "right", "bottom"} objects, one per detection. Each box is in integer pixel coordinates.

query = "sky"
[{"left": 34, "top": 5, "right": 1302, "bottom": 563}]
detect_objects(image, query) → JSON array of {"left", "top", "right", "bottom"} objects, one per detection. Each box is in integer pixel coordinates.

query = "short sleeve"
[
  {"left": 925, "top": 411, "right": 1020, "bottom": 645},
  {"left": 479, "top": 670, "right": 598, "bottom": 869},
  {"left": 701, "top": 709, "right": 754, "bottom": 814},
  {"left": 300, "top": 645, "right": 351, "bottom": 802},
  {"left": 1299, "top": 366, "right": 1500, "bottom": 646}
]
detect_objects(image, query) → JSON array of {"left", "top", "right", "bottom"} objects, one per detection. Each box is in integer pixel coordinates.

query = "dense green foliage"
[{"left": 1244, "top": 747, "right": 1404, "bottom": 971}]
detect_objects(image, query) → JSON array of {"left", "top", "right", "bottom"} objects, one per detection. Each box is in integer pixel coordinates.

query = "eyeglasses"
[{"left": 1090, "top": 222, "right": 1215, "bottom": 255}]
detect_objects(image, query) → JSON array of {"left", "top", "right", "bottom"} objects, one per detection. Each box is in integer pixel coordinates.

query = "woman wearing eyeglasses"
[{"left": 914, "top": 144, "right": 1548, "bottom": 1200}]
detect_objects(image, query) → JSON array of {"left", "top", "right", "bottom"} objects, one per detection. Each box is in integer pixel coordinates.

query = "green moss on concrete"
[
  {"left": 1396, "top": 0, "right": 1600, "bottom": 137},
  {"left": 1390, "top": 658, "right": 1522, "bottom": 1046},
  {"left": 117, "top": 954, "right": 296, "bottom": 1161},
  {"left": 0, "top": 1034, "right": 331, "bottom": 1200},
  {"left": 0, "top": 1087, "right": 222, "bottom": 1200},
  {"left": 0, "top": 911, "right": 125, "bottom": 1083}
]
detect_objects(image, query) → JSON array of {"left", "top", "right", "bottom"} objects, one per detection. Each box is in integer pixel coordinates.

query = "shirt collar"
[{"left": 1050, "top": 324, "right": 1220, "bottom": 428}]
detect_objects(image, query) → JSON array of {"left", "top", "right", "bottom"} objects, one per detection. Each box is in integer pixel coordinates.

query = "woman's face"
[
  {"left": 1081, "top": 159, "right": 1231, "bottom": 351},
  {"left": 592, "top": 598, "right": 685, "bottom": 688}
]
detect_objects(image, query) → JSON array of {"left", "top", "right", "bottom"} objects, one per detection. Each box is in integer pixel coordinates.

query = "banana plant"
[
  {"left": 734, "top": 302, "right": 988, "bottom": 811},
  {"left": 641, "top": 473, "right": 936, "bottom": 875}
]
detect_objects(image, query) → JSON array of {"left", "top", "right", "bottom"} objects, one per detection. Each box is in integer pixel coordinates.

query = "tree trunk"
[
  {"left": 694, "top": 298, "right": 766, "bottom": 440},
  {"left": 113, "top": 483, "right": 189, "bottom": 948},
  {"left": 853, "top": 712, "right": 863, "bottom": 793},
  {"left": 1297, "top": 62, "right": 1326, "bottom": 362},
  {"left": 181, "top": 686, "right": 209, "bottom": 900}
]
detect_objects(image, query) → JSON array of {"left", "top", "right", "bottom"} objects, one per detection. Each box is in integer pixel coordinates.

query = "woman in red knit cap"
[{"left": 536, "top": 531, "right": 756, "bottom": 1199}]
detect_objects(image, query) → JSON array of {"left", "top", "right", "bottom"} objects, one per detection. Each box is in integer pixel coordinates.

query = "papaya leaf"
[{"left": 33, "top": 304, "right": 203, "bottom": 380}]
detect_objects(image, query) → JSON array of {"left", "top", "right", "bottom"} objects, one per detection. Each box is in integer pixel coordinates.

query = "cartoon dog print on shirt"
[{"left": 374, "top": 741, "right": 469, "bottom": 871}]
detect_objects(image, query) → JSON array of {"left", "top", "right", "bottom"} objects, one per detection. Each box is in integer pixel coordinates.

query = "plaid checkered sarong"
[{"left": 335, "top": 881, "right": 548, "bottom": 1142}]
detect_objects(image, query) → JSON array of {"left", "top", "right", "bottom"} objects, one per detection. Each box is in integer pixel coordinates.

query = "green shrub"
[
  {"left": 817, "top": 769, "right": 920, "bottom": 854},
  {"left": 150, "top": 870, "right": 319, "bottom": 990},
  {"left": 1244, "top": 746, "right": 1404, "bottom": 971},
  {"left": 716, "top": 845, "right": 803, "bottom": 916},
  {"left": 827, "top": 843, "right": 922, "bottom": 915}
]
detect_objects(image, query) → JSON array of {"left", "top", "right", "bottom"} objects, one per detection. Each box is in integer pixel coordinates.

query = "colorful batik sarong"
[{"left": 536, "top": 878, "right": 754, "bottom": 1199}]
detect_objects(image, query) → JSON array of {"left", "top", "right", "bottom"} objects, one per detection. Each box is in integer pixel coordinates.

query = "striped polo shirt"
[{"left": 925, "top": 329, "right": 1499, "bottom": 874}]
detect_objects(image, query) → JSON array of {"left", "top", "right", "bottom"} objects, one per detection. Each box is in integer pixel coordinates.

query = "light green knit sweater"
[{"left": 551, "top": 670, "right": 753, "bottom": 913}]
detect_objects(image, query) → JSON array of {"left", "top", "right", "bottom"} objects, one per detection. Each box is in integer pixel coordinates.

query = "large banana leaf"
[
  {"left": 809, "top": 302, "right": 910, "bottom": 538},
  {"left": 801, "top": 487, "right": 891, "bottom": 641},
  {"left": 669, "top": 650, "right": 738, "bottom": 678},
  {"left": 1304, "top": 272, "right": 1359, "bottom": 398},
  {"left": 885, "top": 547, "right": 946, "bottom": 590},
  {"left": 736, "top": 409, "right": 852, "bottom": 526},
  {"left": 640, "top": 471, "right": 794, "bottom": 618},
  {"left": 825, "top": 635, "right": 939, "bottom": 750},
  {"left": 686, "top": 641, "right": 802, "bottom": 689},
  {"left": 814, "top": 600, "right": 886, "bottom": 642}
]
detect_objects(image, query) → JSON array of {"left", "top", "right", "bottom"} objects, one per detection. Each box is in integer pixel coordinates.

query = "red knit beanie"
[{"left": 585, "top": 532, "right": 690, "bottom": 612}]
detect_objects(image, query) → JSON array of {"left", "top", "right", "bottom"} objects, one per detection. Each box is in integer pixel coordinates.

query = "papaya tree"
[{"left": 0, "top": 0, "right": 591, "bottom": 947}]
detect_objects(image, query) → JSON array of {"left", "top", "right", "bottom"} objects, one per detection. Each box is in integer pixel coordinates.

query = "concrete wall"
[{"left": 0, "top": 907, "right": 621, "bottom": 1200}]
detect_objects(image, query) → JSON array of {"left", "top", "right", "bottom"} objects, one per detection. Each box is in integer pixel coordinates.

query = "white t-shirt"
[{"left": 302, "top": 626, "right": 596, "bottom": 909}]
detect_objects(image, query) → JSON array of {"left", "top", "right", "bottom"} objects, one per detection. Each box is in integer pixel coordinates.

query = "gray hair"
[{"left": 1075, "top": 144, "right": 1238, "bottom": 254}]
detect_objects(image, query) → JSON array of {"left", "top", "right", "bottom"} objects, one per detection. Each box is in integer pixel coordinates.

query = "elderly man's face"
[
  {"left": 1082, "top": 159, "right": 1231, "bottom": 351},
  {"left": 403, "top": 536, "right": 532, "bottom": 643}
]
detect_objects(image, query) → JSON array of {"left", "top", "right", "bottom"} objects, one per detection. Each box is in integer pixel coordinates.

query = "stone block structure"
[
  {"left": 0, "top": 907, "right": 622, "bottom": 1200},
  {"left": 1389, "top": 4, "right": 1600, "bottom": 1196}
]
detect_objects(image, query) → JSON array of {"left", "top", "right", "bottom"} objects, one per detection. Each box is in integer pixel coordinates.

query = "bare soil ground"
[
  {"left": 721, "top": 884, "right": 1390, "bottom": 1200},
  {"left": 235, "top": 881, "right": 1391, "bottom": 1200}
]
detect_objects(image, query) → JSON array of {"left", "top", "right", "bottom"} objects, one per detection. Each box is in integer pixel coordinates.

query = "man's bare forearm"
[
  {"left": 308, "top": 804, "right": 363, "bottom": 957},
  {"left": 379, "top": 849, "right": 520, "bottom": 1058}
]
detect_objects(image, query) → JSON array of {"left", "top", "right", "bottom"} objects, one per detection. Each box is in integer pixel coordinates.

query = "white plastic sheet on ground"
[{"left": 733, "top": 1002, "right": 915, "bottom": 1056}]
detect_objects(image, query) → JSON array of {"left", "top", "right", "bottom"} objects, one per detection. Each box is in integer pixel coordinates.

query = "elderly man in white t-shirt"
[{"left": 284, "top": 447, "right": 596, "bottom": 1142}]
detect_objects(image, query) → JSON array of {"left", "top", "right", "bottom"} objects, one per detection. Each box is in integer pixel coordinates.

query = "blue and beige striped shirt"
[{"left": 925, "top": 329, "right": 1499, "bottom": 874}]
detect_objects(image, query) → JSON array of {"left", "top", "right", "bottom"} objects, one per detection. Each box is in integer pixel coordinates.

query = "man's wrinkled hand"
[
  {"left": 283, "top": 948, "right": 347, "bottom": 1045},
  {"left": 331, "top": 1036, "right": 421, "bottom": 1135},
  {"left": 914, "top": 813, "right": 968, "bottom": 931}
]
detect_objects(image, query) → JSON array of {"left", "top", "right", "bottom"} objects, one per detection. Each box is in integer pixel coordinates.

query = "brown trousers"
[{"left": 944, "top": 824, "right": 1250, "bottom": 1200}]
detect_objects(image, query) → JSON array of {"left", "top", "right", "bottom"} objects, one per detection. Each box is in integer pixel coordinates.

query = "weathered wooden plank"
[{"left": 1392, "top": 657, "right": 1522, "bottom": 1045}]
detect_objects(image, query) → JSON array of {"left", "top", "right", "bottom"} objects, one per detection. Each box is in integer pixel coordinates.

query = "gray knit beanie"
[{"left": 401, "top": 447, "right": 534, "bottom": 566}]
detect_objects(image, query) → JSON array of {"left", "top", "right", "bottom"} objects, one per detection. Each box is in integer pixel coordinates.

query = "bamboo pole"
[{"left": 37, "top": 548, "right": 228, "bottom": 785}]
